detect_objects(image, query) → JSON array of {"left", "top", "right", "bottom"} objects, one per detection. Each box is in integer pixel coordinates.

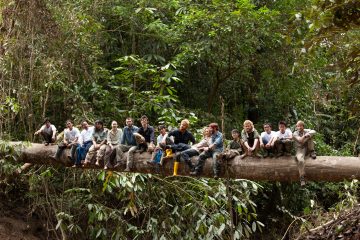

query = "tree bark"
[{"left": 9, "top": 143, "right": 360, "bottom": 182}]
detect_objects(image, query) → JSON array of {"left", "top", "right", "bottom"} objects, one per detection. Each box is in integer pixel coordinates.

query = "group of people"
[{"left": 35, "top": 116, "right": 317, "bottom": 186}]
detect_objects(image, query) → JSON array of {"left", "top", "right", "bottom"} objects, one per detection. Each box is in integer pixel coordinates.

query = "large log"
[{"left": 8, "top": 143, "right": 360, "bottom": 181}]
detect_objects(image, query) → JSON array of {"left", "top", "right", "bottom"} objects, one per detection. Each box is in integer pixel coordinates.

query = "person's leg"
[
  {"left": 284, "top": 140, "right": 293, "bottom": 155},
  {"left": 180, "top": 148, "right": 198, "bottom": 170},
  {"left": 125, "top": 146, "right": 138, "bottom": 171},
  {"left": 274, "top": 140, "right": 283, "bottom": 157},
  {"left": 115, "top": 144, "right": 131, "bottom": 165},
  {"left": 84, "top": 145, "right": 97, "bottom": 165},
  {"left": 104, "top": 145, "right": 113, "bottom": 168},
  {"left": 95, "top": 144, "right": 107, "bottom": 166},
  {"left": 295, "top": 148, "right": 306, "bottom": 185},
  {"left": 306, "top": 138, "right": 316, "bottom": 159},
  {"left": 212, "top": 151, "right": 220, "bottom": 178},
  {"left": 193, "top": 151, "right": 211, "bottom": 175},
  {"left": 41, "top": 131, "right": 52, "bottom": 144},
  {"left": 70, "top": 144, "right": 79, "bottom": 162}
]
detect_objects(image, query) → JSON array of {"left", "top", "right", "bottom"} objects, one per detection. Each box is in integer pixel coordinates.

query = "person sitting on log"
[
  {"left": 34, "top": 118, "right": 57, "bottom": 146},
  {"left": 137, "top": 115, "right": 155, "bottom": 152},
  {"left": 73, "top": 120, "right": 94, "bottom": 167},
  {"left": 274, "top": 121, "right": 293, "bottom": 157},
  {"left": 260, "top": 123, "right": 276, "bottom": 158},
  {"left": 52, "top": 120, "right": 80, "bottom": 161},
  {"left": 292, "top": 120, "right": 317, "bottom": 186},
  {"left": 103, "top": 121, "right": 123, "bottom": 170},
  {"left": 114, "top": 117, "right": 139, "bottom": 171},
  {"left": 240, "top": 120, "right": 262, "bottom": 159},
  {"left": 190, "top": 123, "right": 223, "bottom": 179},
  {"left": 179, "top": 126, "right": 212, "bottom": 172},
  {"left": 147, "top": 125, "right": 168, "bottom": 165},
  {"left": 83, "top": 120, "right": 108, "bottom": 166},
  {"left": 217, "top": 129, "right": 242, "bottom": 161},
  {"left": 161, "top": 119, "right": 196, "bottom": 159}
]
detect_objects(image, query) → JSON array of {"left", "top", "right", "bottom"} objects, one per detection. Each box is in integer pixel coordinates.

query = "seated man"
[
  {"left": 34, "top": 118, "right": 57, "bottom": 146},
  {"left": 293, "top": 120, "right": 317, "bottom": 186},
  {"left": 179, "top": 127, "right": 212, "bottom": 171},
  {"left": 114, "top": 117, "right": 139, "bottom": 171},
  {"left": 217, "top": 129, "right": 242, "bottom": 161},
  {"left": 73, "top": 120, "right": 94, "bottom": 167},
  {"left": 161, "top": 119, "right": 196, "bottom": 158},
  {"left": 147, "top": 125, "right": 168, "bottom": 165},
  {"left": 104, "top": 121, "right": 123, "bottom": 170},
  {"left": 240, "top": 120, "right": 261, "bottom": 159},
  {"left": 83, "top": 120, "right": 108, "bottom": 166},
  {"left": 274, "top": 121, "right": 293, "bottom": 157},
  {"left": 52, "top": 120, "right": 80, "bottom": 161},
  {"left": 259, "top": 123, "right": 276, "bottom": 158},
  {"left": 137, "top": 115, "right": 155, "bottom": 152},
  {"left": 191, "top": 123, "right": 223, "bottom": 179}
]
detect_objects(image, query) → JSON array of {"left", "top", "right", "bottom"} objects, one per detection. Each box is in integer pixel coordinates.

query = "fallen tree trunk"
[{"left": 7, "top": 143, "right": 360, "bottom": 181}]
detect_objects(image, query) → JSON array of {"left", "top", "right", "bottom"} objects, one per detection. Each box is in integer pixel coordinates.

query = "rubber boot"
[
  {"left": 166, "top": 149, "right": 173, "bottom": 157},
  {"left": 173, "top": 161, "right": 179, "bottom": 176}
]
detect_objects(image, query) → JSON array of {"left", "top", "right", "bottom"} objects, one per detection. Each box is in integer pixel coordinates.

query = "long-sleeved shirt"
[
  {"left": 211, "top": 131, "right": 223, "bottom": 152},
  {"left": 168, "top": 129, "right": 196, "bottom": 145},
  {"left": 137, "top": 125, "right": 155, "bottom": 143},
  {"left": 191, "top": 137, "right": 211, "bottom": 152},
  {"left": 293, "top": 129, "right": 316, "bottom": 148},
  {"left": 107, "top": 128, "right": 123, "bottom": 145},
  {"left": 120, "top": 126, "right": 139, "bottom": 146}
]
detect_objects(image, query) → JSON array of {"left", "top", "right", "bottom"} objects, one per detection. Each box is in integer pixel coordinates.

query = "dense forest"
[{"left": 0, "top": 0, "right": 359, "bottom": 239}]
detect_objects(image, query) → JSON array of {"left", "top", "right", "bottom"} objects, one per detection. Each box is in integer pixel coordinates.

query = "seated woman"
[{"left": 179, "top": 127, "right": 212, "bottom": 171}]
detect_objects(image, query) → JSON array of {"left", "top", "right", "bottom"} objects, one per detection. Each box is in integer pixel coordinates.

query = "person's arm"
[
  {"left": 285, "top": 129, "right": 293, "bottom": 139},
  {"left": 210, "top": 133, "right": 222, "bottom": 150},
  {"left": 34, "top": 125, "right": 45, "bottom": 135},
  {"left": 251, "top": 139, "right": 259, "bottom": 151},
  {"left": 51, "top": 125, "right": 57, "bottom": 139},
  {"left": 63, "top": 130, "right": 69, "bottom": 145},
  {"left": 190, "top": 132, "right": 196, "bottom": 145},
  {"left": 259, "top": 133, "right": 264, "bottom": 147},
  {"left": 304, "top": 129, "right": 316, "bottom": 138},
  {"left": 120, "top": 128, "right": 126, "bottom": 145}
]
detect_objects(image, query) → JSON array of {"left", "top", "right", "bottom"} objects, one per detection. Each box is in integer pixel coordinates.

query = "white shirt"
[
  {"left": 40, "top": 124, "right": 56, "bottom": 135},
  {"left": 276, "top": 128, "right": 292, "bottom": 139},
  {"left": 79, "top": 126, "right": 94, "bottom": 144},
  {"left": 260, "top": 131, "right": 276, "bottom": 142},
  {"left": 64, "top": 127, "right": 80, "bottom": 142}
]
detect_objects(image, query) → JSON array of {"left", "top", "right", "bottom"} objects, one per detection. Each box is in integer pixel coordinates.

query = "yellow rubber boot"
[
  {"left": 173, "top": 161, "right": 179, "bottom": 176},
  {"left": 166, "top": 149, "right": 173, "bottom": 157}
]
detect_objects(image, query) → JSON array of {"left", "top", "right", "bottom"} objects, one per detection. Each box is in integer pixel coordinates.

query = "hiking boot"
[
  {"left": 310, "top": 151, "right": 317, "bottom": 159},
  {"left": 44, "top": 142, "right": 49, "bottom": 146},
  {"left": 214, "top": 174, "right": 219, "bottom": 180},
  {"left": 189, "top": 171, "right": 199, "bottom": 176},
  {"left": 255, "top": 153, "right": 263, "bottom": 158},
  {"left": 124, "top": 167, "right": 131, "bottom": 172},
  {"left": 147, "top": 160, "right": 156, "bottom": 165}
]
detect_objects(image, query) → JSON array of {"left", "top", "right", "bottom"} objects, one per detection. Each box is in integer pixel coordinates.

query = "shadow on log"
[{"left": 8, "top": 143, "right": 360, "bottom": 181}]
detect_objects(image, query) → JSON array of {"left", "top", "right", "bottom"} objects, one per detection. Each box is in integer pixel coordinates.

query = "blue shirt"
[
  {"left": 212, "top": 131, "right": 223, "bottom": 152},
  {"left": 120, "top": 126, "right": 139, "bottom": 146}
]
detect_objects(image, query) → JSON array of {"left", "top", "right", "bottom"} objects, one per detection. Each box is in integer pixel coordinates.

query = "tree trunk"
[{"left": 9, "top": 143, "right": 360, "bottom": 182}]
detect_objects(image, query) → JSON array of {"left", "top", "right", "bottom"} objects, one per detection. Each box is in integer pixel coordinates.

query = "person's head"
[
  {"left": 203, "top": 127, "right": 212, "bottom": 137},
  {"left": 179, "top": 119, "right": 190, "bottom": 132},
  {"left": 243, "top": 120, "right": 254, "bottom": 133},
  {"left": 296, "top": 120, "right": 305, "bottom": 132},
  {"left": 158, "top": 125, "right": 166, "bottom": 135},
  {"left": 111, "top": 121, "right": 118, "bottom": 130},
  {"left": 278, "top": 121, "right": 287, "bottom": 133},
  {"left": 231, "top": 129, "right": 240, "bottom": 140},
  {"left": 140, "top": 115, "right": 148, "bottom": 128},
  {"left": 208, "top": 123, "right": 219, "bottom": 133},
  {"left": 95, "top": 120, "right": 104, "bottom": 130},
  {"left": 66, "top": 120, "right": 73, "bottom": 129},
  {"left": 125, "top": 117, "right": 133, "bottom": 127},
  {"left": 81, "top": 120, "right": 89, "bottom": 130},
  {"left": 263, "top": 123, "right": 272, "bottom": 133},
  {"left": 43, "top": 118, "right": 51, "bottom": 127}
]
